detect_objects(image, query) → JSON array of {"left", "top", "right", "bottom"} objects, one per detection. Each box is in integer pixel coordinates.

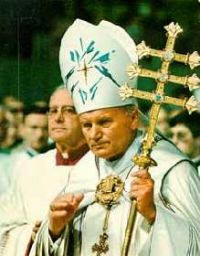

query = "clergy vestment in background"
[{"left": 0, "top": 148, "right": 84, "bottom": 256}]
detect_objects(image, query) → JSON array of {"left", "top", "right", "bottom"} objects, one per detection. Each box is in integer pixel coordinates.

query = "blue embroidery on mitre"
[{"left": 65, "top": 38, "right": 119, "bottom": 104}]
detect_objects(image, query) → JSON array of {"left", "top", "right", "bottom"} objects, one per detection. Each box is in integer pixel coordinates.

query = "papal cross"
[
  {"left": 119, "top": 22, "right": 200, "bottom": 256},
  {"left": 119, "top": 22, "right": 200, "bottom": 168},
  {"left": 77, "top": 59, "right": 94, "bottom": 86}
]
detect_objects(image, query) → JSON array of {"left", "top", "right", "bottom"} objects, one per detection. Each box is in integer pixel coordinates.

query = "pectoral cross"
[
  {"left": 92, "top": 183, "right": 118, "bottom": 256},
  {"left": 120, "top": 22, "right": 200, "bottom": 256},
  {"left": 92, "top": 233, "right": 109, "bottom": 256},
  {"left": 77, "top": 59, "right": 94, "bottom": 85},
  {"left": 119, "top": 22, "right": 200, "bottom": 168}
]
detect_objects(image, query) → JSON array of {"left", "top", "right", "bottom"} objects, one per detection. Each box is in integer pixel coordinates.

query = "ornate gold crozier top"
[{"left": 119, "top": 22, "right": 200, "bottom": 168}]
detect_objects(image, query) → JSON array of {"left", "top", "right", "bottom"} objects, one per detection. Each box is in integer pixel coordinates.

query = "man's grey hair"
[
  {"left": 122, "top": 104, "right": 149, "bottom": 127},
  {"left": 123, "top": 105, "right": 137, "bottom": 115}
]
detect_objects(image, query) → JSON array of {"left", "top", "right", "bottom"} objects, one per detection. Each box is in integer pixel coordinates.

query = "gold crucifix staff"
[{"left": 119, "top": 22, "right": 200, "bottom": 256}]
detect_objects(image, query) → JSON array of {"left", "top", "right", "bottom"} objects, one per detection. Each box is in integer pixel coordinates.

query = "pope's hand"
[
  {"left": 48, "top": 193, "right": 84, "bottom": 237},
  {"left": 129, "top": 169, "right": 156, "bottom": 224}
]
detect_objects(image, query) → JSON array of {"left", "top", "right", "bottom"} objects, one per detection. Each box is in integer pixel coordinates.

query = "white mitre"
[{"left": 59, "top": 19, "right": 138, "bottom": 114}]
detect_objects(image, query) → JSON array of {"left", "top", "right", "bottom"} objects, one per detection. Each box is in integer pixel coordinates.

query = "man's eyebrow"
[{"left": 98, "top": 116, "right": 112, "bottom": 120}]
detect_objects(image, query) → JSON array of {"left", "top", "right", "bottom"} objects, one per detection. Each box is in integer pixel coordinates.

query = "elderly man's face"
[
  {"left": 79, "top": 107, "right": 138, "bottom": 160},
  {"left": 48, "top": 89, "right": 84, "bottom": 147}
]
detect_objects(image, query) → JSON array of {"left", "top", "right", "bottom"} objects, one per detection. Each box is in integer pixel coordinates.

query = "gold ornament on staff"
[{"left": 119, "top": 22, "right": 200, "bottom": 256}]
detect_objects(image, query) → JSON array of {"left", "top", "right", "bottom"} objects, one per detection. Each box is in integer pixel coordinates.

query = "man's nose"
[
  {"left": 90, "top": 125, "right": 102, "bottom": 140},
  {"left": 54, "top": 109, "right": 64, "bottom": 122}
]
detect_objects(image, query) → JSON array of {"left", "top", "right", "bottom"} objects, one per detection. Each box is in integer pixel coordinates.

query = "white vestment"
[
  {"left": 0, "top": 149, "right": 76, "bottom": 256},
  {"left": 31, "top": 132, "right": 200, "bottom": 256},
  {"left": 0, "top": 146, "right": 39, "bottom": 196}
]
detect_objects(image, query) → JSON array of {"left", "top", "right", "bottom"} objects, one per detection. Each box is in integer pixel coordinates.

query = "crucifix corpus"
[{"left": 119, "top": 22, "right": 200, "bottom": 256}]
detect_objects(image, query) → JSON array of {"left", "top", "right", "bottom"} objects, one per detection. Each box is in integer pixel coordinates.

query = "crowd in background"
[{"left": 0, "top": 95, "right": 54, "bottom": 195}]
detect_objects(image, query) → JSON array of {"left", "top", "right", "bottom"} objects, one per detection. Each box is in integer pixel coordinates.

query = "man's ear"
[{"left": 130, "top": 109, "right": 139, "bottom": 130}]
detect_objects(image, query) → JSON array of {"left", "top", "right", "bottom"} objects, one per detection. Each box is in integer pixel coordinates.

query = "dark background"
[{"left": 0, "top": 0, "right": 200, "bottom": 108}]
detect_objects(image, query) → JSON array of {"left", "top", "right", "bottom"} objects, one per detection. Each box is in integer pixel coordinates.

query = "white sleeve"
[
  {"left": 150, "top": 161, "right": 200, "bottom": 256},
  {"left": 0, "top": 163, "right": 33, "bottom": 256},
  {"left": 162, "top": 161, "right": 200, "bottom": 229},
  {"left": 30, "top": 220, "right": 69, "bottom": 256}
]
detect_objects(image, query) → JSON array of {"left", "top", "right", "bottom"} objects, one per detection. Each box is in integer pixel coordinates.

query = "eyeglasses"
[{"left": 48, "top": 106, "right": 76, "bottom": 117}]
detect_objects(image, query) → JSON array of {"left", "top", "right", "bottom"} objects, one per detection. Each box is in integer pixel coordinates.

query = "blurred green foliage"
[{"left": 0, "top": 0, "right": 200, "bottom": 106}]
